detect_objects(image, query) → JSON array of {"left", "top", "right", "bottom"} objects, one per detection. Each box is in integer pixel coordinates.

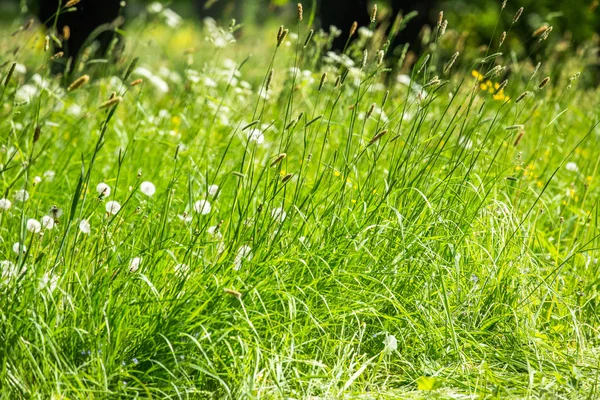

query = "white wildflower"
[
  {"left": 41, "top": 216, "right": 55, "bottom": 230},
  {"left": 39, "top": 272, "right": 59, "bottom": 292},
  {"left": 14, "top": 190, "right": 29, "bottom": 202},
  {"left": 26, "top": 218, "right": 42, "bottom": 233},
  {"left": 246, "top": 128, "right": 264, "bottom": 144},
  {"left": 178, "top": 213, "right": 192, "bottom": 223},
  {"left": 140, "top": 181, "right": 156, "bottom": 196},
  {"left": 105, "top": 201, "right": 121, "bottom": 215},
  {"left": 43, "top": 170, "right": 56, "bottom": 181},
  {"left": 79, "top": 219, "right": 91, "bottom": 234},
  {"left": 383, "top": 334, "right": 398, "bottom": 354},
  {"left": 233, "top": 245, "right": 253, "bottom": 271},
  {"left": 565, "top": 162, "right": 578, "bottom": 172},
  {"left": 271, "top": 207, "right": 287, "bottom": 222},
  {"left": 96, "top": 182, "right": 111, "bottom": 197},
  {"left": 33, "top": 176, "right": 42, "bottom": 185},
  {"left": 208, "top": 184, "right": 219, "bottom": 196},
  {"left": 12, "top": 242, "right": 26, "bottom": 255},
  {"left": 193, "top": 199, "right": 211, "bottom": 215},
  {"left": 0, "top": 198, "right": 11, "bottom": 210},
  {"left": 129, "top": 257, "right": 141, "bottom": 273}
]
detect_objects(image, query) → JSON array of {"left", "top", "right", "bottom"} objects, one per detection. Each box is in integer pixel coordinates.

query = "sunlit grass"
[{"left": 1, "top": 2, "right": 600, "bottom": 398}]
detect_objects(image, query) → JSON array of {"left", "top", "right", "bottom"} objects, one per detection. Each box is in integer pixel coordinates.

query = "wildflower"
[
  {"left": 271, "top": 207, "right": 287, "bottom": 222},
  {"left": 471, "top": 70, "right": 484, "bottom": 81},
  {"left": 207, "top": 225, "right": 222, "bottom": 238},
  {"left": 383, "top": 334, "right": 398, "bottom": 354},
  {"left": 33, "top": 176, "right": 42, "bottom": 185},
  {"left": 0, "top": 198, "right": 11, "bottom": 210},
  {"left": 106, "top": 201, "right": 121, "bottom": 215},
  {"left": 140, "top": 181, "right": 156, "bottom": 196},
  {"left": 14, "top": 190, "right": 29, "bottom": 202},
  {"left": 174, "top": 263, "right": 190, "bottom": 276},
  {"left": 129, "top": 257, "right": 141, "bottom": 273},
  {"left": 21, "top": 218, "right": 39, "bottom": 235},
  {"left": 96, "top": 182, "right": 111, "bottom": 197},
  {"left": 194, "top": 199, "right": 211, "bottom": 215},
  {"left": 565, "top": 162, "right": 578, "bottom": 172},
  {"left": 13, "top": 242, "right": 26, "bottom": 255},
  {"left": 246, "top": 128, "right": 265, "bottom": 144},
  {"left": 41, "top": 216, "right": 55, "bottom": 230},
  {"left": 208, "top": 184, "right": 219, "bottom": 196},
  {"left": 39, "top": 272, "right": 59, "bottom": 292},
  {"left": 79, "top": 219, "right": 91, "bottom": 234},
  {"left": 233, "top": 245, "right": 253, "bottom": 271},
  {"left": 44, "top": 170, "right": 56, "bottom": 181},
  {"left": 178, "top": 213, "right": 192, "bottom": 223}
]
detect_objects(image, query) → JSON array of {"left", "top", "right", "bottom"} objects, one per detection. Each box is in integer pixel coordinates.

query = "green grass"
[{"left": 1, "top": 3, "right": 600, "bottom": 399}]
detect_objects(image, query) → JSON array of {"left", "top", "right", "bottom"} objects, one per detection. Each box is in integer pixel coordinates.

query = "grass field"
[{"left": 1, "top": 3, "right": 600, "bottom": 398}]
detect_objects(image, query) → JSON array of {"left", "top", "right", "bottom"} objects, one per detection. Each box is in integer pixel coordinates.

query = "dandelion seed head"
[
  {"left": 26, "top": 218, "right": 42, "bottom": 233},
  {"left": 79, "top": 219, "right": 91, "bottom": 234},
  {"left": 13, "top": 242, "right": 26, "bottom": 255},
  {"left": 565, "top": 162, "right": 578, "bottom": 172},
  {"left": 208, "top": 184, "right": 219, "bottom": 196},
  {"left": 140, "top": 181, "right": 156, "bottom": 196},
  {"left": 96, "top": 182, "right": 111, "bottom": 197},
  {"left": 233, "top": 245, "right": 253, "bottom": 271},
  {"left": 193, "top": 199, "right": 211, "bottom": 215},
  {"left": 41, "top": 216, "right": 55, "bottom": 230},
  {"left": 129, "top": 257, "right": 141, "bottom": 273},
  {"left": 246, "top": 128, "right": 265, "bottom": 144},
  {"left": 14, "top": 190, "right": 29, "bottom": 202},
  {"left": 383, "top": 334, "right": 398, "bottom": 354},
  {"left": 271, "top": 207, "right": 287, "bottom": 222},
  {"left": 106, "top": 201, "right": 121, "bottom": 215},
  {"left": 0, "top": 198, "right": 11, "bottom": 210}
]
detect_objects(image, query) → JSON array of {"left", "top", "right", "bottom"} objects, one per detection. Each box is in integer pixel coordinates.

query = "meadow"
[{"left": 1, "top": 2, "right": 600, "bottom": 398}]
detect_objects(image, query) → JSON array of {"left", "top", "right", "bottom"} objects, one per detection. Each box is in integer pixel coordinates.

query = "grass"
[{"left": 1, "top": 2, "right": 600, "bottom": 398}]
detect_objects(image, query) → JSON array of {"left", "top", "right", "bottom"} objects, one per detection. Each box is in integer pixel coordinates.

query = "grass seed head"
[
  {"left": 44, "top": 35, "right": 50, "bottom": 52},
  {"left": 265, "top": 69, "right": 274, "bottom": 93},
  {"left": 281, "top": 173, "right": 294, "bottom": 183},
  {"left": 33, "top": 125, "right": 41, "bottom": 143},
  {"left": 371, "top": 4, "right": 378, "bottom": 23},
  {"left": 297, "top": 3, "right": 303, "bottom": 21},
  {"left": 303, "top": 29, "right": 314, "bottom": 47},
  {"left": 3, "top": 62, "right": 16, "bottom": 87},
  {"left": 515, "top": 91, "right": 530, "bottom": 103},
  {"left": 513, "top": 7, "right": 523, "bottom": 23},
  {"left": 443, "top": 52, "right": 459, "bottom": 73},
  {"left": 368, "top": 130, "right": 388, "bottom": 145},
  {"left": 318, "top": 72, "right": 327, "bottom": 91},
  {"left": 63, "top": 25, "right": 71, "bottom": 41},
  {"left": 99, "top": 96, "right": 122, "bottom": 109},
  {"left": 224, "top": 288, "right": 242, "bottom": 299},
  {"left": 65, "top": 0, "right": 81, "bottom": 7},
  {"left": 437, "top": 11, "right": 444, "bottom": 29},
  {"left": 51, "top": 51, "right": 64, "bottom": 60},
  {"left": 499, "top": 31, "right": 506, "bottom": 47},
  {"left": 532, "top": 25, "right": 548, "bottom": 37},
  {"left": 438, "top": 20, "right": 448, "bottom": 38},
  {"left": 129, "top": 78, "right": 143, "bottom": 86},
  {"left": 271, "top": 153, "right": 287, "bottom": 167},
  {"left": 67, "top": 74, "right": 90, "bottom": 91},
  {"left": 538, "top": 77, "right": 550, "bottom": 89},
  {"left": 366, "top": 103, "right": 376, "bottom": 119},
  {"left": 350, "top": 21, "right": 358, "bottom": 37}
]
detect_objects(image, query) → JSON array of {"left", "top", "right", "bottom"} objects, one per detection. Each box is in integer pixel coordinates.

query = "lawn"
[{"left": 1, "top": 3, "right": 600, "bottom": 398}]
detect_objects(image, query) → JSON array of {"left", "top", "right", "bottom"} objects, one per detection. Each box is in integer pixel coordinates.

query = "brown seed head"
[
  {"left": 67, "top": 74, "right": 90, "bottom": 91},
  {"left": 129, "top": 78, "right": 143, "bottom": 86},
  {"left": 63, "top": 25, "right": 70, "bottom": 41},
  {"left": 538, "top": 76, "right": 550, "bottom": 89},
  {"left": 224, "top": 288, "right": 242, "bottom": 299},
  {"left": 349, "top": 21, "right": 358, "bottom": 37},
  {"left": 99, "top": 96, "right": 122, "bottom": 109},
  {"left": 65, "top": 0, "right": 81, "bottom": 7},
  {"left": 271, "top": 153, "right": 287, "bottom": 167},
  {"left": 368, "top": 130, "right": 388, "bottom": 145},
  {"left": 3, "top": 62, "right": 16, "bottom": 87},
  {"left": 515, "top": 91, "right": 530, "bottom": 103},
  {"left": 371, "top": 4, "right": 378, "bottom": 23},
  {"left": 499, "top": 31, "right": 506, "bottom": 47},
  {"left": 297, "top": 3, "right": 303, "bottom": 21}
]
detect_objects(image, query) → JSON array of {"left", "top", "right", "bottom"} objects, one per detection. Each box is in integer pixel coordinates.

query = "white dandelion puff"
[
  {"left": 12, "top": 242, "right": 26, "bottom": 255},
  {"left": 193, "top": 199, "right": 211, "bottom": 215},
  {"left": 14, "top": 190, "right": 29, "bottom": 202},
  {"left": 271, "top": 207, "right": 287, "bottom": 222},
  {"left": 26, "top": 218, "right": 42, "bottom": 233},
  {"left": 39, "top": 272, "right": 59, "bottom": 292},
  {"left": 0, "top": 198, "right": 11, "bottom": 210},
  {"left": 105, "top": 201, "right": 121, "bottom": 215},
  {"left": 79, "top": 219, "right": 91, "bottom": 234},
  {"left": 382, "top": 334, "right": 398, "bottom": 354},
  {"left": 233, "top": 245, "right": 253, "bottom": 271},
  {"left": 178, "top": 213, "right": 192, "bottom": 223},
  {"left": 97, "top": 182, "right": 111, "bottom": 197},
  {"left": 208, "top": 184, "right": 219, "bottom": 196},
  {"left": 41, "top": 216, "right": 55, "bottom": 230},
  {"left": 140, "top": 181, "right": 156, "bottom": 196},
  {"left": 129, "top": 257, "right": 141, "bottom": 273},
  {"left": 246, "top": 128, "right": 265, "bottom": 144},
  {"left": 33, "top": 176, "right": 42, "bottom": 185},
  {"left": 565, "top": 162, "right": 578, "bottom": 172},
  {"left": 43, "top": 170, "right": 56, "bottom": 181}
]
